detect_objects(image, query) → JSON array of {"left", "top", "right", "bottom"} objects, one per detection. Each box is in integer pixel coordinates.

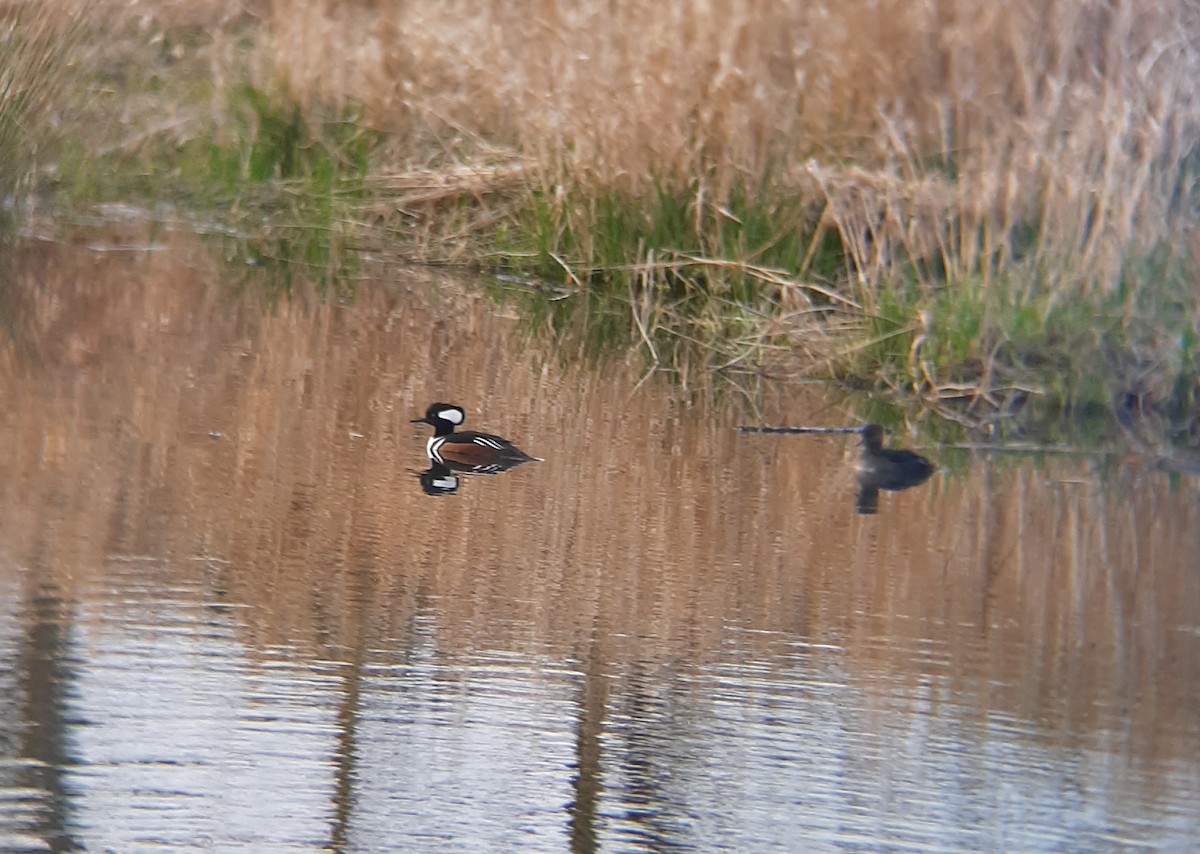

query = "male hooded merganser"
[
  {"left": 410, "top": 403, "right": 541, "bottom": 473},
  {"left": 855, "top": 423, "right": 934, "bottom": 514}
]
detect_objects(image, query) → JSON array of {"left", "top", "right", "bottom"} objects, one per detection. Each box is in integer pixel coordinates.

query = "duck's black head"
[
  {"left": 860, "top": 423, "right": 886, "bottom": 452},
  {"left": 411, "top": 403, "right": 466, "bottom": 434}
]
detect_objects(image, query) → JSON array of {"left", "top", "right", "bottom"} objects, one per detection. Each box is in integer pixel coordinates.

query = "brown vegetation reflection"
[{"left": 1, "top": 238, "right": 1198, "bottom": 785}]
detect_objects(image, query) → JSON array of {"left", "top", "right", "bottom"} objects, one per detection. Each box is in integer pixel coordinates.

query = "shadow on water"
[{"left": 0, "top": 233, "right": 1198, "bottom": 852}]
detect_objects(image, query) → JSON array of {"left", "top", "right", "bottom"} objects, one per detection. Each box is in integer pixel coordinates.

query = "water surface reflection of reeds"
[{"left": 0, "top": 238, "right": 1197, "bottom": 850}]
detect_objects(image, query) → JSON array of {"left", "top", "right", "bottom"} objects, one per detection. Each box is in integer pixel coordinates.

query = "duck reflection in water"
[
  {"left": 417, "top": 461, "right": 461, "bottom": 496},
  {"left": 855, "top": 423, "right": 934, "bottom": 515},
  {"left": 415, "top": 453, "right": 538, "bottom": 496},
  {"left": 411, "top": 402, "right": 541, "bottom": 496}
]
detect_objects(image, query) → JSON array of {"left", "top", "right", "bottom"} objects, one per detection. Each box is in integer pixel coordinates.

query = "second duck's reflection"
[{"left": 856, "top": 423, "right": 935, "bottom": 515}]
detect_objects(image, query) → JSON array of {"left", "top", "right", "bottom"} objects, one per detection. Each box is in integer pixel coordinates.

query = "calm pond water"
[{"left": 1, "top": 237, "right": 1198, "bottom": 852}]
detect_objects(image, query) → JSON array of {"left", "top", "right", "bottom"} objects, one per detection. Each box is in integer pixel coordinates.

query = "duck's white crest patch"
[{"left": 438, "top": 407, "right": 464, "bottom": 425}]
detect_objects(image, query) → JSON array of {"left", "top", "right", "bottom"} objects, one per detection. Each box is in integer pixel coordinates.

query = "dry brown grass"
[
  {"left": 269, "top": 0, "right": 1200, "bottom": 296},
  {"left": 0, "top": 2, "right": 91, "bottom": 198}
]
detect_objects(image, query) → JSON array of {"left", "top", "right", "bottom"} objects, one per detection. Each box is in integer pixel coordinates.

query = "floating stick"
[{"left": 736, "top": 425, "right": 864, "bottom": 434}]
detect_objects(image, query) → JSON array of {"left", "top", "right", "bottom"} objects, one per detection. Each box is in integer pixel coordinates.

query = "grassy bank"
[{"left": 20, "top": 1, "right": 1200, "bottom": 437}]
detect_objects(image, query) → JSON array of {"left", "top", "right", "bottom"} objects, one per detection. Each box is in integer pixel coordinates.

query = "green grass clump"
[
  {"left": 837, "top": 242, "right": 1200, "bottom": 436},
  {"left": 189, "top": 84, "right": 384, "bottom": 295},
  {"left": 522, "top": 176, "right": 829, "bottom": 286},
  {"left": 196, "top": 84, "right": 381, "bottom": 201},
  {"left": 491, "top": 176, "right": 843, "bottom": 384},
  {"left": 59, "top": 77, "right": 381, "bottom": 208},
  {"left": 54, "top": 53, "right": 384, "bottom": 295}
]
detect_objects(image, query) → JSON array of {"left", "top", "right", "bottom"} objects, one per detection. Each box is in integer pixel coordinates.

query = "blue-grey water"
[{"left": 1, "top": 237, "right": 1197, "bottom": 852}]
